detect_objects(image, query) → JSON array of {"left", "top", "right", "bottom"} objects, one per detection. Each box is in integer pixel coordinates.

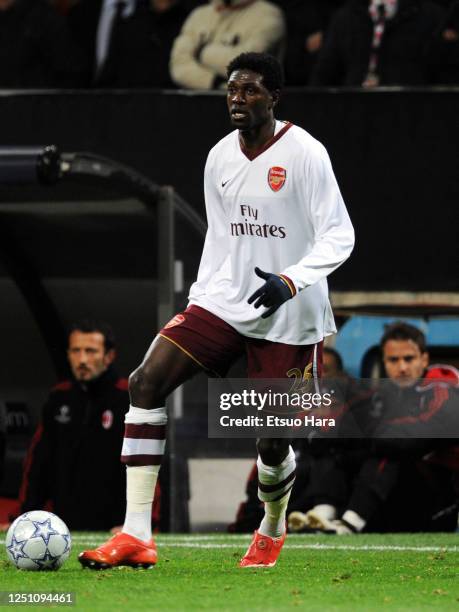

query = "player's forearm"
[
  {"left": 281, "top": 223, "right": 355, "bottom": 291},
  {"left": 283, "top": 146, "right": 355, "bottom": 291},
  {"left": 170, "top": 56, "right": 216, "bottom": 90},
  {"left": 170, "top": 35, "right": 217, "bottom": 90}
]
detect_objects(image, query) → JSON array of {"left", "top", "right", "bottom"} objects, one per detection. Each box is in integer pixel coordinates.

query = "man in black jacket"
[
  {"left": 68, "top": 0, "right": 189, "bottom": 87},
  {"left": 289, "top": 322, "right": 459, "bottom": 534},
  {"left": 279, "top": 0, "right": 346, "bottom": 85},
  {"left": 311, "top": 0, "right": 449, "bottom": 86},
  {"left": 12, "top": 320, "right": 129, "bottom": 531}
]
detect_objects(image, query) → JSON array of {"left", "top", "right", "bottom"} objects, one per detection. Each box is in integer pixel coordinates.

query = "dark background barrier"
[{"left": 0, "top": 88, "right": 458, "bottom": 291}]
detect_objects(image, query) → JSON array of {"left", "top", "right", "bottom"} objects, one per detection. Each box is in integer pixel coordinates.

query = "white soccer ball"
[{"left": 5, "top": 511, "right": 71, "bottom": 571}]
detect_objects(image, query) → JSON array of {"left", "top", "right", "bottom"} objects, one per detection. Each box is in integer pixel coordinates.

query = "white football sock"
[
  {"left": 258, "top": 446, "right": 296, "bottom": 539},
  {"left": 122, "top": 465, "right": 159, "bottom": 542},
  {"left": 259, "top": 490, "right": 293, "bottom": 538},
  {"left": 121, "top": 404, "right": 167, "bottom": 543}
]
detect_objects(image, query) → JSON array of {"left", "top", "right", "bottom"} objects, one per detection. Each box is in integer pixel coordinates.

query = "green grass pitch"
[{"left": 1, "top": 533, "right": 458, "bottom": 611}]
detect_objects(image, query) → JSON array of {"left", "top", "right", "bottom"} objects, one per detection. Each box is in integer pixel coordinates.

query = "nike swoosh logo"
[{"left": 222, "top": 179, "right": 231, "bottom": 188}]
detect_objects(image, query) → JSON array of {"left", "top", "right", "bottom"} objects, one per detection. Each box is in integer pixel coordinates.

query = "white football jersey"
[{"left": 188, "top": 121, "right": 355, "bottom": 345}]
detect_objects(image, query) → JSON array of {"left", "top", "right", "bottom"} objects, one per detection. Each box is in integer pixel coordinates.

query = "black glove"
[{"left": 247, "top": 267, "right": 295, "bottom": 318}]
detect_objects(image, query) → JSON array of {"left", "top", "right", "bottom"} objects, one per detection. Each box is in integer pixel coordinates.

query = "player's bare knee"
[
  {"left": 128, "top": 364, "right": 163, "bottom": 407},
  {"left": 256, "top": 438, "right": 289, "bottom": 466}
]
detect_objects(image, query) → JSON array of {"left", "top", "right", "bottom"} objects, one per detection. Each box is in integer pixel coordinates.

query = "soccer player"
[{"left": 79, "top": 52, "right": 354, "bottom": 569}]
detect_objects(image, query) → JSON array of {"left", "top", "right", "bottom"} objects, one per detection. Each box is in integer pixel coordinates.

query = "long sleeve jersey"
[{"left": 188, "top": 120, "right": 355, "bottom": 345}]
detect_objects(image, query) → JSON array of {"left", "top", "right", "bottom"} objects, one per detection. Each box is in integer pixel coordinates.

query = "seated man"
[
  {"left": 68, "top": 0, "right": 189, "bottom": 87},
  {"left": 170, "top": 0, "right": 285, "bottom": 89},
  {"left": 289, "top": 322, "right": 459, "bottom": 534},
  {"left": 10, "top": 320, "right": 130, "bottom": 531}
]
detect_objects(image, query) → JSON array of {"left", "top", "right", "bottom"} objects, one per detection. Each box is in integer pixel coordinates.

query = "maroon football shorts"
[{"left": 159, "top": 305, "right": 322, "bottom": 379}]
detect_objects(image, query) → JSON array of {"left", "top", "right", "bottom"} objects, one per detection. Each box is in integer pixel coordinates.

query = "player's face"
[
  {"left": 227, "top": 70, "right": 275, "bottom": 130},
  {"left": 67, "top": 331, "right": 115, "bottom": 382},
  {"left": 383, "top": 339, "right": 428, "bottom": 387}
]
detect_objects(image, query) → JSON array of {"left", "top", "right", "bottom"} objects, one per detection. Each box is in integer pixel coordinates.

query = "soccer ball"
[{"left": 5, "top": 511, "right": 71, "bottom": 570}]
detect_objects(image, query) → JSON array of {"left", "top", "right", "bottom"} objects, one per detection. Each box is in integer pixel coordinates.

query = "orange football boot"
[
  {"left": 78, "top": 532, "right": 157, "bottom": 570},
  {"left": 239, "top": 530, "right": 286, "bottom": 568}
]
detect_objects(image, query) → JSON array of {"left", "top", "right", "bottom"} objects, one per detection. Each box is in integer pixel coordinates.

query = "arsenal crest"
[
  {"left": 268, "top": 166, "right": 286, "bottom": 192},
  {"left": 164, "top": 314, "right": 185, "bottom": 329}
]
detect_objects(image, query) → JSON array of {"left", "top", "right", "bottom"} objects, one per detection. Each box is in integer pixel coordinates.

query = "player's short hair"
[
  {"left": 226, "top": 52, "right": 283, "bottom": 93},
  {"left": 380, "top": 322, "right": 427, "bottom": 354},
  {"left": 68, "top": 318, "right": 116, "bottom": 352},
  {"left": 323, "top": 347, "right": 343, "bottom": 372}
]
